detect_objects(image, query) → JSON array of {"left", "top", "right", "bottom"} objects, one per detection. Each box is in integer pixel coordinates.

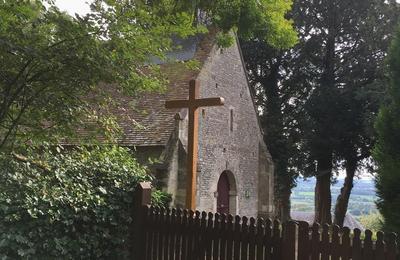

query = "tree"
[
  {"left": 294, "top": 0, "right": 398, "bottom": 224},
  {"left": 373, "top": 25, "right": 400, "bottom": 234},
  {"left": 0, "top": 0, "right": 297, "bottom": 151},
  {"left": 0, "top": 0, "right": 197, "bottom": 150},
  {"left": 153, "top": 0, "right": 298, "bottom": 48},
  {"left": 241, "top": 41, "right": 307, "bottom": 221},
  {"left": 331, "top": 1, "right": 399, "bottom": 227},
  {"left": 242, "top": 0, "right": 398, "bottom": 224}
]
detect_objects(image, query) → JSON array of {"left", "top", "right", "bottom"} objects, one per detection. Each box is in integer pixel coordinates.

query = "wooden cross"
[{"left": 165, "top": 79, "right": 224, "bottom": 210}]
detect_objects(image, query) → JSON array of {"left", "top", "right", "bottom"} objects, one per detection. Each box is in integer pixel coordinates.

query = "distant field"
[{"left": 291, "top": 178, "right": 378, "bottom": 217}]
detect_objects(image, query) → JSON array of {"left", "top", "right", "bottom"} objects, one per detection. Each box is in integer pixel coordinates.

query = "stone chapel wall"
[{"left": 194, "top": 37, "right": 271, "bottom": 217}]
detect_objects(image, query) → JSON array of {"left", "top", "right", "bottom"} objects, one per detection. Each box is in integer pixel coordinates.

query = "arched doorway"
[
  {"left": 216, "top": 171, "right": 237, "bottom": 214},
  {"left": 217, "top": 172, "right": 230, "bottom": 214}
]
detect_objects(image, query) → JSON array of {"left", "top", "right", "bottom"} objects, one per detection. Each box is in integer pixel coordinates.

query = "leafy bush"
[
  {"left": 358, "top": 213, "right": 383, "bottom": 232},
  {"left": 151, "top": 189, "right": 172, "bottom": 207},
  {"left": 0, "top": 146, "right": 159, "bottom": 259}
]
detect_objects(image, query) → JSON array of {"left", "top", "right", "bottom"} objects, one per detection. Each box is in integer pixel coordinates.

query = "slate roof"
[
  {"left": 72, "top": 31, "right": 216, "bottom": 147},
  {"left": 291, "top": 211, "right": 365, "bottom": 231}
]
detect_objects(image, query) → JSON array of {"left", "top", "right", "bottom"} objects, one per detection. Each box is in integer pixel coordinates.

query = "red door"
[{"left": 217, "top": 172, "right": 230, "bottom": 214}]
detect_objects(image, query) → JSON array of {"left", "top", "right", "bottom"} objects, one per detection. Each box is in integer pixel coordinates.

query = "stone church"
[{"left": 107, "top": 31, "right": 275, "bottom": 217}]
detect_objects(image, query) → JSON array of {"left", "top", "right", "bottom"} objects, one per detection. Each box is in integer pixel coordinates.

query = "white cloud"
[{"left": 55, "top": 0, "right": 92, "bottom": 16}]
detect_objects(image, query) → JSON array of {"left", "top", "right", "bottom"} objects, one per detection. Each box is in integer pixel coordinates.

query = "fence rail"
[{"left": 133, "top": 183, "right": 398, "bottom": 260}]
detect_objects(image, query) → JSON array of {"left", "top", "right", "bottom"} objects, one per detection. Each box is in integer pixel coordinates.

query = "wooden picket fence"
[
  {"left": 132, "top": 183, "right": 399, "bottom": 259},
  {"left": 297, "top": 221, "right": 398, "bottom": 260}
]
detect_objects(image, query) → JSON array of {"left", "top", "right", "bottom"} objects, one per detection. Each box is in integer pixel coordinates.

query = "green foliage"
[
  {"left": 0, "top": 0, "right": 200, "bottom": 150},
  {"left": 293, "top": 0, "right": 398, "bottom": 174},
  {"left": 358, "top": 213, "right": 383, "bottom": 232},
  {"left": 0, "top": 0, "right": 297, "bottom": 151},
  {"left": 294, "top": 0, "right": 398, "bottom": 224},
  {"left": 373, "top": 25, "right": 400, "bottom": 235},
  {"left": 155, "top": 0, "right": 298, "bottom": 49},
  {"left": 151, "top": 189, "right": 172, "bottom": 207},
  {"left": 241, "top": 0, "right": 398, "bottom": 222},
  {"left": 0, "top": 146, "right": 161, "bottom": 259}
]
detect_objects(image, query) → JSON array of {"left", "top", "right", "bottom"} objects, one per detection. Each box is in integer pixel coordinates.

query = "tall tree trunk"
[
  {"left": 313, "top": 0, "right": 336, "bottom": 225},
  {"left": 314, "top": 154, "right": 333, "bottom": 224},
  {"left": 274, "top": 188, "right": 291, "bottom": 221},
  {"left": 263, "top": 59, "right": 294, "bottom": 222},
  {"left": 333, "top": 158, "right": 357, "bottom": 226}
]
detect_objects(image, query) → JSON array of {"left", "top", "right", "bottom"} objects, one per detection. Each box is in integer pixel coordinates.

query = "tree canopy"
[
  {"left": 374, "top": 25, "right": 400, "bottom": 235},
  {"left": 241, "top": 0, "right": 398, "bottom": 223},
  {"left": 0, "top": 0, "right": 297, "bottom": 151}
]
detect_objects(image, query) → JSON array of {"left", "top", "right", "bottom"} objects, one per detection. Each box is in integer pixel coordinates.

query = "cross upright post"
[{"left": 165, "top": 79, "right": 224, "bottom": 210}]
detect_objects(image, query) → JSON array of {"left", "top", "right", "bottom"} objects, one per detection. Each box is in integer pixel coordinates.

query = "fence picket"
[
  {"left": 181, "top": 210, "right": 190, "bottom": 260},
  {"left": 249, "top": 217, "right": 257, "bottom": 259},
  {"left": 226, "top": 215, "right": 235, "bottom": 259},
  {"left": 282, "top": 221, "right": 296, "bottom": 260},
  {"left": 352, "top": 228, "right": 362, "bottom": 260},
  {"left": 143, "top": 206, "right": 152, "bottom": 260},
  {"left": 220, "top": 214, "right": 228, "bottom": 260},
  {"left": 154, "top": 207, "right": 160, "bottom": 260},
  {"left": 375, "top": 231, "right": 385, "bottom": 260},
  {"left": 386, "top": 233, "right": 397, "bottom": 260},
  {"left": 320, "top": 224, "right": 330, "bottom": 260},
  {"left": 168, "top": 208, "right": 177, "bottom": 260},
  {"left": 158, "top": 207, "right": 166, "bottom": 260},
  {"left": 241, "top": 216, "right": 249, "bottom": 260},
  {"left": 150, "top": 206, "right": 157, "bottom": 260},
  {"left": 331, "top": 225, "right": 340, "bottom": 260},
  {"left": 205, "top": 212, "right": 214, "bottom": 260},
  {"left": 187, "top": 210, "right": 195, "bottom": 260},
  {"left": 175, "top": 209, "right": 183, "bottom": 260},
  {"left": 164, "top": 208, "right": 171, "bottom": 260},
  {"left": 363, "top": 229, "right": 374, "bottom": 260},
  {"left": 197, "top": 211, "right": 208, "bottom": 259},
  {"left": 341, "top": 227, "right": 351, "bottom": 260},
  {"left": 213, "top": 213, "right": 221, "bottom": 260},
  {"left": 255, "top": 218, "right": 264, "bottom": 260},
  {"left": 192, "top": 211, "right": 202, "bottom": 259},
  {"left": 298, "top": 221, "right": 310, "bottom": 260},
  {"left": 152, "top": 207, "right": 160, "bottom": 260},
  {"left": 233, "top": 215, "right": 241, "bottom": 260},
  {"left": 311, "top": 223, "right": 320, "bottom": 260},
  {"left": 263, "top": 218, "right": 273, "bottom": 260},
  {"left": 272, "top": 219, "right": 281, "bottom": 260}
]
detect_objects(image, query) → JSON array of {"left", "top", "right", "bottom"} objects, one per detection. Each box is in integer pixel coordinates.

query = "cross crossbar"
[{"left": 165, "top": 97, "right": 224, "bottom": 109}]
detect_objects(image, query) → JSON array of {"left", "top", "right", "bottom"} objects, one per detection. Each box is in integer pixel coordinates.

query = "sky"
[{"left": 55, "top": 0, "right": 92, "bottom": 16}]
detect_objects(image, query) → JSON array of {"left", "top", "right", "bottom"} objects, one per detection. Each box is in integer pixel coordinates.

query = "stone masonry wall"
[{"left": 193, "top": 38, "right": 273, "bottom": 217}]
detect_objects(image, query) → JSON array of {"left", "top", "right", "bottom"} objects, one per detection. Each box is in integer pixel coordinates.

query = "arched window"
[{"left": 230, "top": 109, "right": 234, "bottom": 132}]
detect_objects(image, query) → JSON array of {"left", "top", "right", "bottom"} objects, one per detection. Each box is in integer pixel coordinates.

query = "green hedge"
[{"left": 0, "top": 146, "right": 160, "bottom": 259}]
